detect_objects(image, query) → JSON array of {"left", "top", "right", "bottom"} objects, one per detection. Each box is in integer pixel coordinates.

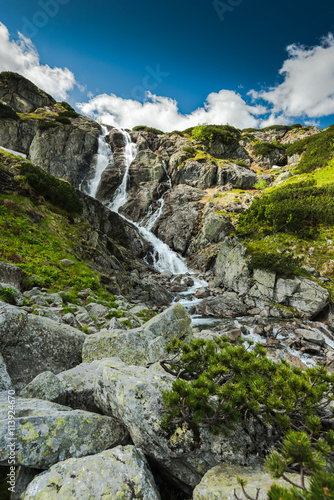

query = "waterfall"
[
  {"left": 108, "top": 130, "right": 138, "bottom": 213},
  {"left": 102, "top": 129, "right": 189, "bottom": 274},
  {"left": 87, "top": 126, "right": 113, "bottom": 198}
]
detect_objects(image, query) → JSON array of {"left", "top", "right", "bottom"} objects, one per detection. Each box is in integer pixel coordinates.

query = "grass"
[{"left": 0, "top": 195, "right": 115, "bottom": 303}]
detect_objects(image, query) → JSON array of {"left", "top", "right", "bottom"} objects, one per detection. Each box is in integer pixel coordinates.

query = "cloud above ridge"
[
  {"left": 77, "top": 90, "right": 267, "bottom": 131},
  {"left": 0, "top": 22, "right": 77, "bottom": 101}
]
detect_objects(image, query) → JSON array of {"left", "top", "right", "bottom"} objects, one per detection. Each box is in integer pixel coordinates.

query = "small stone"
[{"left": 60, "top": 258, "right": 75, "bottom": 267}]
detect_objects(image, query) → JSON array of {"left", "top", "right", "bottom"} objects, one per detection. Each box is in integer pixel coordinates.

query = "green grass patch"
[
  {"left": 132, "top": 125, "right": 163, "bottom": 134},
  {"left": 191, "top": 124, "right": 240, "bottom": 145}
]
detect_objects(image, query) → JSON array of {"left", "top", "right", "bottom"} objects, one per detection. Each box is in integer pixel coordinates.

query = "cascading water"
[
  {"left": 106, "top": 129, "right": 189, "bottom": 275},
  {"left": 108, "top": 131, "right": 138, "bottom": 213},
  {"left": 87, "top": 126, "right": 113, "bottom": 198}
]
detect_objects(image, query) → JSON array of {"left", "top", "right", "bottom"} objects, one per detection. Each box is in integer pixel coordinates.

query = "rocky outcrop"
[
  {"left": 29, "top": 117, "right": 100, "bottom": 187},
  {"left": 0, "top": 353, "right": 12, "bottom": 391},
  {"left": 22, "top": 446, "right": 161, "bottom": 500},
  {"left": 198, "top": 292, "right": 247, "bottom": 318},
  {"left": 212, "top": 238, "right": 330, "bottom": 319},
  {"left": 0, "top": 395, "right": 128, "bottom": 469},
  {"left": 0, "top": 72, "right": 55, "bottom": 113},
  {"left": 83, "top": 303, "right": 192, "bottom": 365},
  {"left": 0, "top": 303, "right": 86, "bottom": 390}
]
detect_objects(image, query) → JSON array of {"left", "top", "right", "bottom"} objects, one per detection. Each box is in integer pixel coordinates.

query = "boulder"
[
  {"left": 83, "top": 303, "right": 192, "bottom": 365},
  {"left": 217, "top": 162, "right": 258, "bottom": 189},
  {"left": 0, "top": 260, "right": 23, "bottom": 289},
  {"left": 198, "top": 293, "right": 246, "bottom": 318},
  {"left": 94, "top": 359, "right": 266, "bottom": 491},
  {"left": 287, "top": 277, "right": 330, "bottom": 319},
  {"left": 214, "top": 239, "right": 250, "bottom": 294},
  {"left": 249, "top": 269, "right": 276, "bottom": 301},
  {"left": 0, "top": 303, "right": 87, "bottom": 390},
  {"left": 20, "top": 371, "right": 66, "bottom": 404},
  {"left": 22, "top": 446, "right": 160, "bottom": 500},
  {"left": 172, "top": 159, "right": 217, "bottom": 189},
  {"left": 295, "top": 328, "right": 326, "bottom": 346},
  {"left": 193, "top": 464, "right": 305, "bottom": 499},
  {"left": 0, "top": 395, "right": 128, "bottom": 469}
]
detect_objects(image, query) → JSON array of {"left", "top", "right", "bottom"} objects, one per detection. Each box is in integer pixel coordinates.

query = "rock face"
[
  {"left": 0, "top": 395, "right": 128, "bottom": 469},
  {"left": 94, "top": 359, "right": 266, "bottom": 491},
  {"left": 0, "top": 72, "right": 55, "bottom": 113},
  {"left": 22, "top": 446, "right": 161, "bottom": 500},
  {"left": 0, "top": 353, "right": 12, "bottom": 391},
  {"left": 0, "top": 303, "right": 87, "bottom": 390},
  {"left": 29, "top": 118, "right": 100, "bottom": 187},
  {"left": 198, "top": 293, "right": 247, "bottom": 318},
  {"left": 83, "top": 303, "right": 192, "bottom": 365},
  {"left": 212, "top": 238, "right": 330, "bottom": 319},
  {"left": 0, "top": 260, "right": 24, "bottom": 289}
]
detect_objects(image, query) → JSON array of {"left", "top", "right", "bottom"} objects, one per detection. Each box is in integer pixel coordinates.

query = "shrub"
[
  {"left": 161, "top": 337, "right": 334, "bottom": 446},
  {"left": 254, "top": 179, "right": 267, "bottom": 190},
  {"left": 132, "top": 125, "right": 163, "bottom": 134},
  {"left": 55, "top": 115, "right": 71, "bottom": 125},
  {"left": 38, "top": 120, "right": 58, "bottom": 131},
  {"left": 0, "top": 102, "right": 20, "bottom": 120},
  {"left": 182, "top": 146, "right": 196, "bottom": 155},
  {"left": 286, "top": 124, "right": 334, "bottom": 173},
  {"left": 237, "top": 179, "right": 334, "bottom": 236},
  {"left": 247, "top": 249, "right": 303, "bottom": 277},
  {"left": 0, "top": 286, "right": 18, "bottom": 304},
  {"left": 191, "top": 125, "right": 239, "bottom": 145},
  {"left": 19, "top": 162, "right": 82, "bottom": 214},
  {"left": 59, "top": 101, "right": 75, "bottom": 111},
  {"left": 253, "top": 141, "right": 285, "bottom": 156}
]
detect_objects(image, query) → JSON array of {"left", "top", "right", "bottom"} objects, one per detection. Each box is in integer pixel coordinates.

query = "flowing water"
[{"left": 86, "top": 126, "right": 113, "bottom": 198}]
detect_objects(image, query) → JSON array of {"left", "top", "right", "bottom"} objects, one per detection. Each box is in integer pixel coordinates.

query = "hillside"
[{"left": 0, "top": 72, "right": 334, "bottom": 499}]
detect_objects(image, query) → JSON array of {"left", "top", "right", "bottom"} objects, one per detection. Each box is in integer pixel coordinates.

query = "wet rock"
[
  {"left": 22, "top": 446, "right": 160, "bottom": 500},
  {"left": 197, "top": 293, "right": 246, "bottom": 318},
  {"left": 295, "top": 328, "right": 326, "bottom": 346}
]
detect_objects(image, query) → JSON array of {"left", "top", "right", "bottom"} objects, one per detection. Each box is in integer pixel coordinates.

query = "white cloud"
[
  {"left": 0, "top": 22, "right": 77, "bottom": 101},
  {"left": 253, "top": 34, "right": 334, "bottom": 118},
  {"left": 77, "top": 89, "right": 267, "bottom": 132}
]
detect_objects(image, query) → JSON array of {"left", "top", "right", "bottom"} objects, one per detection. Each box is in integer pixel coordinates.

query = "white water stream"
[{"left": 87, "top": 126, "right": 113, "bottom": 198}]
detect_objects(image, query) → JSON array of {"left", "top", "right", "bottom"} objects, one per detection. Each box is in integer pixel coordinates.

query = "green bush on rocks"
[{"left": 19, "top": 162, "right": 82, "bottom": 214}]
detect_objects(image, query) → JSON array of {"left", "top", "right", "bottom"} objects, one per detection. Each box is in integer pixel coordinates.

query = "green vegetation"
[
  {"left": 254, "top": 179, "right": 267, "bottom": 190},
  {"left": 190, "top": 124, "right": 239, "bottom": 145},
  {"left": 253, "top": 141, "right": 285, "bottom": 157},
  {"left": 246, "top": 248, "right": 303, "bottom": 278},
  {"left": 0, "top": 102, "right": 20, "bottom": 120},
  {"left": 161, "top": 337, "right": 333, "bottom": 439},
  {"left": 286, "top": 124, "right": 334, "bottom": 173},
  {"left": 55, "top": 115, "right": 71, "bottom": 125},
  {"left": 182, "top": 146, "right": 197, "bottom": 155},
  {"left": 132, "top": 125, "right": 163, "bottom": 134},
  {"left": 0, "top": 286, "right": 18, "bottom": 304},
  {"left": 161, "top": 338, "right": 334, "bottom": 497},
  {"left": 20, "top": 162, "right": 82, "bottom": 214},
  {"left": 38, "top": 120, "right": 58, "bottom": 131},
  {"left": 0, "top": 195, "right": 109, "bottom": 301},
  {"left": 237, "top": 179, "right": 334, "bottom": 238}
]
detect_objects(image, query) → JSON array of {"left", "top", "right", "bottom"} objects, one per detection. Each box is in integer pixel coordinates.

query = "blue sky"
[{"left": 1, "top": 0, "right": 334, "bottom": 130}]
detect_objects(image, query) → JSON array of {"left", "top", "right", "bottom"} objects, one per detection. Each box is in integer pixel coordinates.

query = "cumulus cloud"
[
  {"left": 0, "top": 22, "right": 77, "bottom": 101},
  {"left": 77, "top": 89, "right": 267, "bottom": 131},
  {"left": 253, "top": 34, "right": 334, "bottom": 118}
]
